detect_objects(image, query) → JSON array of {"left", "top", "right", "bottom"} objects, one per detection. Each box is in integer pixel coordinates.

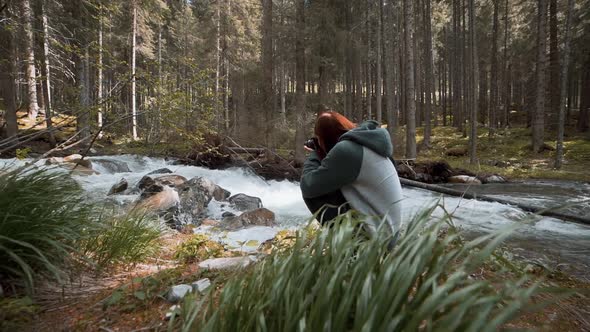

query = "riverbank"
[
  {"left": 9, "top": 227, "right": 589, "bottom": 332},
  {"left": 1, "top": 154, "right": 589, "bottom": 331},
  {"left": 3, "top": 123, "right": 590, "bottom": 183}
]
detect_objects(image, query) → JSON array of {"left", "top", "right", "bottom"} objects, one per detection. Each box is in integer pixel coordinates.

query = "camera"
[{"left": 304, "top": 137, "right": 319, "bottom": 150}]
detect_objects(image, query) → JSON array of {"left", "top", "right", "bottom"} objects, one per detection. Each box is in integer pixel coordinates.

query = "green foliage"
[
  {"left": 82, "top": 211, "right": 163, "bottom": 270},
  {"left": 0, "top": 168, "right": 95, "bottom": 293},
  {"left": 0, "top": 167, "right": 164, "bottom": 294},
  {"left": 15, "top": 147, "right": 32, "bottom": 160},
  {"left": 173, "top": 234, "right": 224, "bottom": 264},
  {"left": 0, "top": 297, "right": 37, "bottom": 331},
  {"left": 172, "top": 207, "right": 540, "bottom": 331}
]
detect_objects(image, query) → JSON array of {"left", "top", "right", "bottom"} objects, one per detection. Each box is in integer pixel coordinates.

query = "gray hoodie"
[{"left": 300, "top": 120, "right": 403, "bottom": 235}]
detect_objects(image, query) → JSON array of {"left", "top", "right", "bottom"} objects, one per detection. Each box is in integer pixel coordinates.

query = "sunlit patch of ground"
[{"left": 393, "top": 125, "right": 590, "bottom": 182}]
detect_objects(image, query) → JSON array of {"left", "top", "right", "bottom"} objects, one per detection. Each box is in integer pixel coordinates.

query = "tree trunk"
[
  {"left": 375, "top": 0, "right": 383, "bottom": 123},
  {"left": 404, "top": 0, "right": 417, "bottom": 159},
  {"left": 468, "top": 0, "right": 478, "bottom": 164},
  {"left": 555, "top": 0, "right": 574, "bottom": 169},
  {"left": 97, "top": 2, "right": 104, "bottom": 139},
  {"left": 78, "top": 46, "right": 91, "bottom": 140},
  {"left": 41, "top": 0, "right": 55, "bottom": 146},
  {"left": 548, "top": 0, "right": 560, "bottom": 129},
  {"left": 452, "top": 0, "right": 462, "bottom": 130},
  {"left": 224, "top": 0, "right": 231, "bottom": 131},
  {"left": 215, "top": 0, "right": 221, "bottom": 130},
  {"left": 131, "top": 3, "right": 138, "bottom": 140},
  {"left": 423, "top": 0, "right": 433, "bottom": 147},
  {"left": 365, "top": 0, "right": 372, "bottom": 120},
  {"left": 383, "top": 0, "right": 396, "bottom": 139},
  {"left": 294, "top": 0, "right": 306, "bottom": 164},
  {"left": 479, "top": 60, "right": 488, "bottom": 125},
  {"left": 489, "top": 0, "right": 499, "bottom": 135},
  {"left": 532, "top": 0, "right": 547, "bottom": 152},
  {"left": 0, "top": 6, "right": 18, "bottom": 138},
  {"left": 21, "top": 0, "right": 39, "bottom": 122},
  {"left": 502, "top": 0, "right": 510, "bottom": 127},
  {"left": 262, "top": 0, "right": 274, "bottom": 147},
  {"left": 578, "top": 57, "right": 590, "bottom": 132}
]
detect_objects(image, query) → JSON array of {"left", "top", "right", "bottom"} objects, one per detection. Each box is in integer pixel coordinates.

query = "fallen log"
[{"left": 399, "top": 177, "right": 590, "bottom": 226}]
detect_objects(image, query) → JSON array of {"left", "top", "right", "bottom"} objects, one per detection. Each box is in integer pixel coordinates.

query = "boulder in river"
[
  {"left": 222, "top": 208, "right": 276, "bottom": 229},
  {"left": 448, "top": 175, "right": 482, "bottom": 185},
  {"left": 147, "top": 168, "right": 173, "bottom": 175},
  {"left": 57, "top": 163, "right": 98, "bottom": 176},
  {"left": 138, "top": 186, "right": 180, "bottom": 212},
  {"left": 63, "top": 154, "right": 83, "bottom": 162},
  {"left": 108, "top": 178, "right": 128, "bottom": 195},
  {"left": 197, "top": 177, "right": 230, "bottom": 201},
  {"left": 137, "top": 175, "right": 186, "bottom": 199},
  {"left": 92, "top": 159, "right": 131, "bottom": 173},
  {"left": 45, "top": 157, "right": 64, "bottom": 165},
  {"left": 45, "top": 155, "right": 93, "bottom": 171},
  {"left": 481, "top": 175, "right": 507, "bottom": 184},
  {"left": 228, "top": 193, "right": 262, "bottom": 211},
  {"left": 177, "top": 177, "right": 214, "bottom": 221}
]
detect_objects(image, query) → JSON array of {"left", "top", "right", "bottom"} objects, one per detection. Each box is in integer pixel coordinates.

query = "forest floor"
[
  {"left": 402, "top": 125, "right": 590, "bottom": 182},
  {"left": 4, "top": 230, "right": 587, "bottom": 331}
]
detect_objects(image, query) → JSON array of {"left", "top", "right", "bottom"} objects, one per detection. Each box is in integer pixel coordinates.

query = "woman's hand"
[{"left": 304, "top": 145, "right": 314, "bottom": 152}]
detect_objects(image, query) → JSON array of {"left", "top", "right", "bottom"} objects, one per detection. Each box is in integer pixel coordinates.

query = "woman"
[{"left": 300, "top": 111, "right": 403, "bottom": 242}]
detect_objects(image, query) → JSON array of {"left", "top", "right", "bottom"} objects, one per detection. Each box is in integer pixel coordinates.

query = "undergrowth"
[
  {"left": 170, "top": 207, "right": 542, "bottom": 331},
  {"left": 0, "top": 167, "right": 164, "bottom": 295}
]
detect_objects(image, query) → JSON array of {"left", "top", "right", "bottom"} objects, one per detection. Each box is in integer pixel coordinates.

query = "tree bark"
[
  {"left": 21, "top": 0, "right": 39, "bottom": 122},
  {"left": 215, "top": 0, "right": 221, "bottom": 130},
  {"left": 376, "top": 0, "right": 383, "bottom": 123},
  {"left": 0, "top": 6, "right": 18, "bottom": 138},
  {"left": 404, "top": 0, "right": 417, "bottom": 158},
  {"left": 423, "top": 0, "right": 433, "bottom": 147},
  {"left": 365, "top": 0, "right": 372, "bottom": 120},
  {"left": 502, "top": 0, "right": 510, "bottom": 127},
  {"left": 533, "top": 0, "right": 548, "bottom": 152},
  {"left": 383, "top": 0, "right": 396, "bottom": 139},
  {"left": 97, "top": 2, "right": 104, "bottom": 139},
  {"left": 555, "top": 0, "right": 574, "bottom": 169},
  {"left": 41, "top": 0, "right": 55, "bottom": 146},
  {"left": 131, "top": 3, "right": 138, "bottom": 140},
  {"left": 294, "top": 0, "right": 306, "bottom": 164},
  {"left": 489, "top": 0, "right": 499, "bottom": 135},
  {"left": 548, "top": 0, "right": 560, "bottom": 129},
  {"left": 468, "top": 0, "right": 478, "bottom": 164},
  {"left": 262, "top": 0, "right": 274, "bottom": 147},
  {"left": 578, "top": 57, "right": 590, "bottom": 132}
]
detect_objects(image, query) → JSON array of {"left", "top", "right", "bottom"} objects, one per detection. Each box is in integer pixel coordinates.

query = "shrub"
[
  {"left": 173, "top": 234, "right": 224, "bottom": 264},
  {"left": 172, "top": 206, "right": 540, "bottom": 331},
  {"left": 0, "top": 168, "right": 95, "bottom": 293}
]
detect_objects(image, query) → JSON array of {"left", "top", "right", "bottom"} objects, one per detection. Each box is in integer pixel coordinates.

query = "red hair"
[{"left": 314, "top": 111, "right": 356, "bottom": 159}]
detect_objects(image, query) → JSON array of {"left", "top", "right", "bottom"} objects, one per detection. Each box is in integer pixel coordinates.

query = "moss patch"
[{"left": 396, "top": 126, "right": 590, "bottom": 182}]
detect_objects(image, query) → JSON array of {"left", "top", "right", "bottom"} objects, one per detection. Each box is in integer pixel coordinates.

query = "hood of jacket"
[{"left": 339, "top": 120, "right": 393, "bottom": 157}]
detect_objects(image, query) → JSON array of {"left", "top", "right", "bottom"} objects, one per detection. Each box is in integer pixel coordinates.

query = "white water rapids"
[{"left": 2, "top": 154, "right": 590, "bottom": 278}]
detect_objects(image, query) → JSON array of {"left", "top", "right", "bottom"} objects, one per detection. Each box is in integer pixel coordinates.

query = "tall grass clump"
[
  {"left": 82, "top": 210, "right": 163, "bottom": 270},
  {"left": 0, "top": 167, "right": 165, "bottom": 294},
  {"left": 0, "top": 168, "right": 95, "bottom": 293},
  {"left": 173, "top": 206, "right": 539, "bottom": 331}
]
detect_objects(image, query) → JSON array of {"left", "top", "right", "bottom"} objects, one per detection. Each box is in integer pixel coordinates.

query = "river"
[{"left": 2, "top": 154, "right": 590, "bottom": 279}]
